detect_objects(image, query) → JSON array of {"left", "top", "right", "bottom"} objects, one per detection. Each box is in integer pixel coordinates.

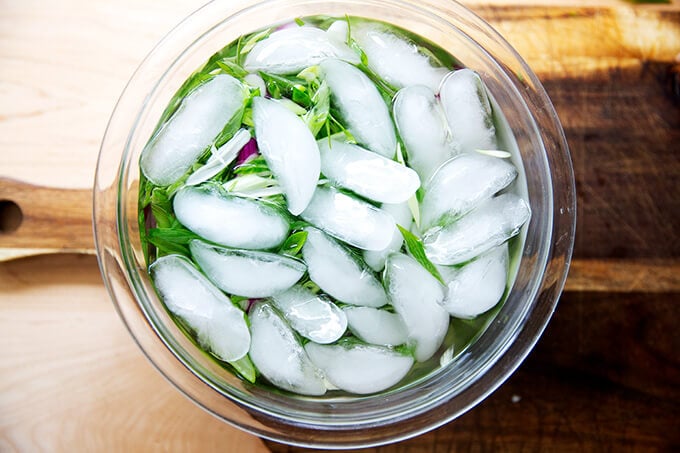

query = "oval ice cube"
[
  {"left": 351, "top": 23, "right": 448, "bottom": 92},
  {"left": 393, "top": 85, "right": 458, "bottom": 182},
  {"left": 305, "top": 341, "right": 414, "bottom": 394},
  {"left": 243, "top": 26, "right": 360, "bottom": 74},
  {"left": 440, "top": 69, "right": 497, "bottom": 153},
  {"left": 318, "top": 138, "right": 420, "bottom": 203},
  {"left": 363, "top": 202, "right": 413, "bottom": 272},
  {"left": 384, "top": 253, "right": 448, "bottom": 362},
  {"left": 249, "top": 303, "right": 326, "bottom": 395},
  {"left": 189, "top": 240, "right": 306, "bottom": 298},
  {"left": 423, "top": 193, "right": 531, "bottom": 265},
  {"left": 173, "top": 185, "right": 289, "bottom": 250},
  {"left": 185, "top": 128, "right": 251, "bottom": 186},
  {"left": 319, "top": 59, "right": 397, "bottom": 158},
  {"left": 441, "top": 244, "right": 509, "bottom": 318},
  {"left": 140, "top": 74, "right": 248, "bottom": 186},
  {"left": 271, "top": 285, "right": 347, "bottom": 344},
  {"left": 149, "top": 255, "right": 250, "bottom": 362},
  {"left": 302, "top": 227, "right": 388, "bottom": 307},
  {"left": 343, "top": 306, "right": 408, "bottom": 346},
  {"left": 300, "top": 185, "right": 396, "bottom": 251},
  {"left": 420, "top": 152, "right": 518, "bottom": 229},
  {"left": 252, "top": 97, "right": 320, "bottom": 215}
]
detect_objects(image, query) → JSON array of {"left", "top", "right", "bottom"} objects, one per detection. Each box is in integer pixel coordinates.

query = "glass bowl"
[{"left": 93, "top": 0, "right": 576, "bottom": 448}]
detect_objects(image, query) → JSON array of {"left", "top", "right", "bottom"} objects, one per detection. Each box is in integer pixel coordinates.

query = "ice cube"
[
  {"left": 319, "top": 59, "right": 397, "bottom": 158},
  {"left": 140, "top": 74, "right": 248, "bottom": 186},
  {"left": 185, "top": 128, "right": 251, "bottom": 186},
  {"left": 149, "top": 255, "right": 250, "bottom": 362},
  {"left": 362, "top": 202, "right": 412, "bottom": 272},
  {"left": 440, "top": 244, "right": 509, "bottom": 318},
  {"left": 384, "top": 253, "right": 449, "bottom": 362},
  {"left": 351, "top": 23, "right": 448, "bottom": 92},
  {"left": 249, "top": 303, "right": 326, "bottom": 395},
  {"left": 439, "top": 69, "right": 497, "bottom": 153},
  {"left": 423, "top": 193, "right": 531, "bottom": 265},
  {"left": 393, "top": 85, "right": 458, "bottom": 182},
  {"left": 173, "top": 186, "right": 289, "bottom": 250},
  {"left": 189, "top": 240, "right": 306, "bottom": 298},
  {"left": 300, "top": 185, "right": 396, "bottom": 251},
  {"left": 271, "top": 285, "right": 347, "bottom": 344},
  {"left": 318, "top": 138, "right": 420, "bottom": 203},
  {"left": 420, "top": 152, "right": 518, "bottom": 229},
  {"left": 302, "top": 227, "right": 388, "bottom": 307},
  {"left": 343, "top": 306, "right": 408, "bottom": 346},
  {"left": 325, "top": 20, "right": 349, "bottom": 43},
  {"left": 305, "top": 341, "right": 414, "bottom": 394},
  {"left": 243, "top": 26, "right": 360, "bottom": 74},
  {"left": 252, "top": 97, "right": 320, "bottom": 215}
]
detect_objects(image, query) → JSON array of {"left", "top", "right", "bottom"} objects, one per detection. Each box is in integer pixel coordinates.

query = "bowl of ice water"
[{"left": 94, "top": 0, "right": 576, "bottom": 448}]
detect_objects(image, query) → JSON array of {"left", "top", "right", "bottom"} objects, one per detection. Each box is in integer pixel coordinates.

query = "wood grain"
[{"left": 0, "top": 254, "right": 269, "bottom": 453}]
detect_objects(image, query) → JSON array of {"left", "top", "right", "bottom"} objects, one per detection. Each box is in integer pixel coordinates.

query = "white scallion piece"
[
  {"left": 271, "top": 285, "right": 347, "bottom": 344},
  {"left": 140, "top": 74, "right": 248, "bottom": 186},
  {"left": 423, "top": 193, "right": 531, "bottom": 265},
  {"left": 300, "top": 185, "right": 396, "bottom": 251},
  {"left": 302, "top": 227, "right": 389, "bottom": 307},
  {"left": 149, "top": 255, "right": 250, "bottom": 362},
  {"left": 189, "top": 240, "right": 306, "bottom": 298},
  {"left": 252, "top": 97, "right": 320, "bottom": 215},
  {"left": 319, "top": 59, "right": 397, "bottom": 158},
  {"left": 244, "top": 27, "right": 360, "bottom": 74},
  {"left": 384, "top": 253, "right": 448, "bottom": 362},
  {"left": 185, "top": 128, "right": 251, "bottom": 186},
  {"left": 173, "top": 186, "right": 289, "bottom": 250},
  {"left": 305, "top": 342, "right": 414, "bottom": 394},
  {"left": 249, "top": 303, "right": 327, "bottom": 395}
]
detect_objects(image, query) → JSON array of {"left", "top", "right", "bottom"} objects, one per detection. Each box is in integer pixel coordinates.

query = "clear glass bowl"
[{"left": 94, "top": 0, "right": 576, "bottom": 448}]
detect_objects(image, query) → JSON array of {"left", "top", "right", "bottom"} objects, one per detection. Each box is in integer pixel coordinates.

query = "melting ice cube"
[
  {"left": 363, "top": 202, "right": 413, "bottom": 272},
  {"left": 271, "top": 285, "right": 347, "bottom": 344},
  {"left": 343, "top": 306, "right": 408, "bottom": 346},
  {"left": 300, "top": 185, "right": 396, "bottom": 251},
  {"left": 420, "top": 152, "right": 518, "bottom": 229},
  {"left": 173, "top": 186, "right": 289, "bottom": 250},
  {"left": 149, "top": 255, "right": 250, "bottom": 362},
  {"left": 252, "top": 97, "right": 320, "bottom": 215},
  {"left": 189, "top": 240, "right": 306, "bottom": 298},
  {"left": 319, "top": 59, "right": 397, "bottom": 158},
  {"left": 302, "top": 227, "right": 389, "bottom": 307},
  {"left": 439, "top": 69, "right": 497, "bottom": 153},
  {"left": 384, "top": 253, "right": 449, "bottom": 362},
  {"left": 140, "top": 74, "right": 248, "bottom": 186},
  {"left": 249, "top": 303, "right": 327, "bottom": 396},
  {"left": 423, "top": 193, "right": 531, "bottom": 265},
  {"left": 305, "top": 341, "right": 414, "bottom": 394},
  {"left": 243, "top": 26, "right": 360, "bottom": 74},
  {"left": 318, "top": 138, "right": 420, "bottom": 203},
  {"left": 351, "top": 23, "right": 448, "bottom": 92},
  {"left": 440, "top": 244, "right": 509, "bottom": 318},
  {"left": 393, "top": 85, "right": 458, "bottom": 183}
]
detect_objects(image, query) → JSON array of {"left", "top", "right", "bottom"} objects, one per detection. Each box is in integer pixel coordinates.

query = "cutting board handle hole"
[{"left": 0, "top": 200, "right": 23, "bottom": 234}]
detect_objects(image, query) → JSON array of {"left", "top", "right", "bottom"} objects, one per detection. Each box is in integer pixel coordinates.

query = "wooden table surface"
[{"left": 1, "top": 0, "right": 679, "bottom": 451}]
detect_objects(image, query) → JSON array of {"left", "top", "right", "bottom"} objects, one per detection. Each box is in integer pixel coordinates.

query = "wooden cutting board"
[{"left": 1, "top": 0, "right": 679, "bottom": 451}]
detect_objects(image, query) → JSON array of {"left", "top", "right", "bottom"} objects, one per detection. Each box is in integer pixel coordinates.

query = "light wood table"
[{"left": 1, "top": 0, "right": 679, "bottom": 451}]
